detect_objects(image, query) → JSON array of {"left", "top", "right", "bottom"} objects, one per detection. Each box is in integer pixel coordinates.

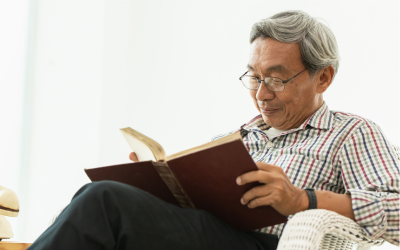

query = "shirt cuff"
[{"left": 346, "top": 189, "right": 387, "bottom": 239}]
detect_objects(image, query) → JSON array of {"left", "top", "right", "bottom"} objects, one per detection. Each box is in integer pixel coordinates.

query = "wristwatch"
[{"left": 304, "top": 188, "right": 317, "bottom": 209}]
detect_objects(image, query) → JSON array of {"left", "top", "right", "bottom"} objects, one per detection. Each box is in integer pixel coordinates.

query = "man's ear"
[{"left": 316, "top": 65, "right": 334, "bottom": 94}]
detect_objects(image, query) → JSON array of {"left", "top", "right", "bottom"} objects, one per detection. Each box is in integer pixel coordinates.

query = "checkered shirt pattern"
[{"left": 212, "top": 103, "right": 399, "bottom": 245}]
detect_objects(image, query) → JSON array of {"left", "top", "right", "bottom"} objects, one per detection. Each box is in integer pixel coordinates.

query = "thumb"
[{"left": 129, "top": 152, "right": 139, "bottom": 162}]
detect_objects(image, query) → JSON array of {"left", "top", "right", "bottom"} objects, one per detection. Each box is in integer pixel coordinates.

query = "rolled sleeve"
[
  {"left": 347, "top": 189, "right": 399, "bottom": 243},
  {"left": 340, "top": 121, "right": 399, "bottom": 245}
]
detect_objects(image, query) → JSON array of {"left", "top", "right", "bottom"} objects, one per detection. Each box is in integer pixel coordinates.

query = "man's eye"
[{"left": 249, "top": 77, "right": 259, "bottom": 83}]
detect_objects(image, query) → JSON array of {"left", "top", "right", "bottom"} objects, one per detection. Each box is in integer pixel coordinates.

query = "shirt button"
[{"left": 266, "top": 141, "right": 273, "bottom": 149}]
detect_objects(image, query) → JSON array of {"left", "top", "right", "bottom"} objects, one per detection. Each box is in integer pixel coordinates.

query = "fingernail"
[
  {"left": 240, "top": 198, "right": 244, "bottom": 204},
  {"left": 236, "top": 177, "right": 241, "bottom": 185}
]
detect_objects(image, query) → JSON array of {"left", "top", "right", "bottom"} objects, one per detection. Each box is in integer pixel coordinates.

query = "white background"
[{"left": 0, "top": 0, "right": 398, "bottom": 249}]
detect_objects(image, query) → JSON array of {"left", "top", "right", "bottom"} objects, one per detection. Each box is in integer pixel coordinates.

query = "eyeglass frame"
[{"left": 239, "top": 68, "right": 307, "bottom": 92}]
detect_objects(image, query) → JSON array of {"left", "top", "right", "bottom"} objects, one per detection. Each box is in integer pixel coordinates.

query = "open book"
[{"left": 84, "top": 127, "right": 287, "bottom": 231}]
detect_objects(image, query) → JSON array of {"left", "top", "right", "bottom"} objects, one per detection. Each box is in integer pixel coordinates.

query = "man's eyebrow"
[
  {"left": 246, "top": 64, "right": 255, "bottom": 71},
  {"left": 267, "top": 65, "right": 286, "bottom": 72},
  {"left": 246, "top": 64, "right": 288, "bottom": 73}
]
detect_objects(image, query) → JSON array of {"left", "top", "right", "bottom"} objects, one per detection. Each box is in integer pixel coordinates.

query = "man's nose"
[{"left": 256, "top": 81, "right": 275, "bottom": 101}]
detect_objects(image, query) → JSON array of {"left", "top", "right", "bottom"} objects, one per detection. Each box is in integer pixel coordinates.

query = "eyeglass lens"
[{"left": 241, "top": 76, "right": 284, "bottom": 91}]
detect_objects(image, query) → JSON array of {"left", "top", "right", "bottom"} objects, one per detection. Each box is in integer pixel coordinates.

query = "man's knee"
[
  {"left": 73, "top": 180, "right": 139, "bottom": 202},
  {"left": 82, "top": 180, "right": 127, "bottom": 192}
]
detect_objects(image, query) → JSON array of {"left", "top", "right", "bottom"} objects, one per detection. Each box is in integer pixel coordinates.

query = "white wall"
[
  {"left": 0, "top": 0, "right": 29, "bottom": 238},
  {"left": 17, "top": 0, "right": 105, "bottom": 242},
  {"left": 5, "top": 0, "right": 398, "bottom": 249},
  {"left": 99, "top": 0, "right": 400, "bottom": 165}
]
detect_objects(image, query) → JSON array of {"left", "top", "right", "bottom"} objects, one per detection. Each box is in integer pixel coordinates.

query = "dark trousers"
[{"left": 28, "top": 181, "right": 279, "bottom": 250}]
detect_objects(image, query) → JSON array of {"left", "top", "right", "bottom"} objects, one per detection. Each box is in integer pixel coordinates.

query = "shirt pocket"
[{"left": 266, "top": 154, "right": 343, "bottom": 192}]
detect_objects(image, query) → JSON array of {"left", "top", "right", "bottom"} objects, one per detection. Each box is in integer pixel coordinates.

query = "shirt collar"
[
  {"left": 303, "top": 102, "right": 333, "bottom": 130},
  {"left": 240, "top": 102, "right": 334, "bottom": 133}
]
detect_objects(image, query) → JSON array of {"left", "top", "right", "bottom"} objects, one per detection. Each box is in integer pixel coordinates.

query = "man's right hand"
[{"left": 129, "top": 152, "right": 139, "bottom": 162}]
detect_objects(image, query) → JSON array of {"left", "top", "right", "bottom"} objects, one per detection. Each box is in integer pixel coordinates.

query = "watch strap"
[{"left": 305, "top": 188, "right": 317, "bottom": 209}]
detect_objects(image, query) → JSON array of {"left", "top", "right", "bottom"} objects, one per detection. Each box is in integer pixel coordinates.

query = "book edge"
[{"left": 165, "top": 132, "right": 242, "bottom": 161}]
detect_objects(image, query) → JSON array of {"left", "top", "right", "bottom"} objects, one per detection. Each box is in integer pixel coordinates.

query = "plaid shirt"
[{"left": 212, "top": 102, "right": 399, "bottom": 245}]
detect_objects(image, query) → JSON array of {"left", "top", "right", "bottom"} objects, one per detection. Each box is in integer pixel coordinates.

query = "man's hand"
[
  {"left": 129, "top": 152, "right": 139, "bottom": 162},
  {"left": 237, "top": 162, "right": 308, "bottom": 216}
]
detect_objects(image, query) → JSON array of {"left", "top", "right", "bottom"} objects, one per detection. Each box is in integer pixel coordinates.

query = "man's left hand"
[{"left": 237, "top": 162, "right": 308, "bottom": 216}]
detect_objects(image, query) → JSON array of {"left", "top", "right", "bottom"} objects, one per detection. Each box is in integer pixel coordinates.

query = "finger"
[
  {"left": 237, "top": 170, "right": 272, "bottom": 185},
  {"left": 241, "top": 185, "right": 273, "bottom": 205},
  {"left": 247, "top": 193, "right": 278, "bottom": 209},
  {"left": 255, "top": 162, "right": 282, "bottom": 173},
  {"left": 129, "top": 152, "right": 139, "bottom": 162}
]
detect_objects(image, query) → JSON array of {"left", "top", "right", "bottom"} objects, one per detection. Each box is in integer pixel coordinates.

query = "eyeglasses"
[{"left": 239, "top": 69, "right": 307, "bottom": 92}]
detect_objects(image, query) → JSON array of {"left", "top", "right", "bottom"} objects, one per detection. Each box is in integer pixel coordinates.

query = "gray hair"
[{"left": 250, "top": 10, "right": 340, "bottom": 77}]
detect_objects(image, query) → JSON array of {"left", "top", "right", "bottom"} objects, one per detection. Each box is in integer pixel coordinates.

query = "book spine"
[{"left": 152, "top": 161, "right": 195, "bottom": 209}]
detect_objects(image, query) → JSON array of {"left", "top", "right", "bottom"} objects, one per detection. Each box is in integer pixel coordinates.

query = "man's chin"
[{"left": 261, "top": 114, "right": 277, "bottom": 127}]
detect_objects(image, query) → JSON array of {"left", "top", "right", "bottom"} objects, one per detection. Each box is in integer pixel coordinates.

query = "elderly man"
[{"left": 28, "top": 10, "right": 399, "bottom": 250}]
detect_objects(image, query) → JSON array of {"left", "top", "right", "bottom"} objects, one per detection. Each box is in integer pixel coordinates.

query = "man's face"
[{"left": 248, "top": 37, "right": 324, "bottom": 130}]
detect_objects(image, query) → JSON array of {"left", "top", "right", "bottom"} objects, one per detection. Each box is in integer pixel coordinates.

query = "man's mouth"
[{"left": 259, "top": 107, "right": 280, "bottom": 115}]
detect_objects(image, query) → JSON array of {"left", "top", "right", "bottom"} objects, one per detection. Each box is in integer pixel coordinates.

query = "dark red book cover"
[
  {"left": 167, "top": 140, "right": 287, "bottom": 231},
  {"left": 85, "top": 161, "right": 181, "bottom": 207},
  {"left": 85, "top": 140, "right": 287, "bottom": 231}
]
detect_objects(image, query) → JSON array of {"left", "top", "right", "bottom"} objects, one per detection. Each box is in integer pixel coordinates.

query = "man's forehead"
[{"left": 248, "top": 38, "right": 302, "bottom": 73}]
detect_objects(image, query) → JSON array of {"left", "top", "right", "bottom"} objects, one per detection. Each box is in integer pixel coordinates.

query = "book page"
[
  {"left": 120, "top": 128, "right": 166, "bottom": 161},
  {"left": 165, "top": 132, "right": 242, "bottom": 161}
]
